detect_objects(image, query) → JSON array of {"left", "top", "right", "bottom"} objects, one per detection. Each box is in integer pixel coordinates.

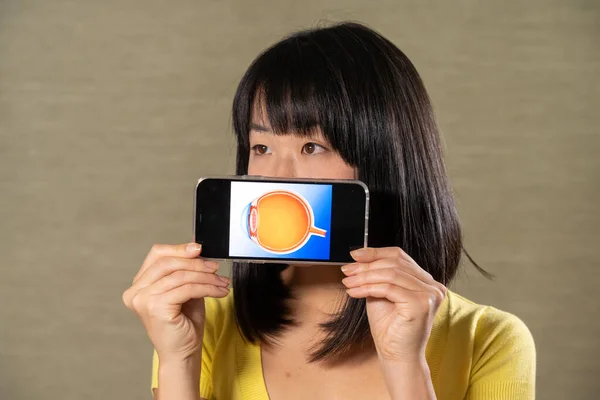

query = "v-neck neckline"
[{"left": 233, "top": 292, "right": 450, "bottom": 400}]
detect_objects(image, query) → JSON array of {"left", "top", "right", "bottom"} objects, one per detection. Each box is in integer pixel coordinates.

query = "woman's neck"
[
  {"left": 283, "top": 265, "right": 347, "bottom": 325},
  {"left": 265, "top": 264, "right": 377, "bottom": 364}
]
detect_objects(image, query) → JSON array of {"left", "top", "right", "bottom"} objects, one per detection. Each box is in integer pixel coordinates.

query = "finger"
[
  {"left": 133, "top": 256, "right": 218, "bottom": 287},
  {"left": 147, "top": 270, "right": 230, "bottom": 295},
  {"left": 342, "top": 257, "right": 435, "bottom": 285},
  {"left": 342, "top": 267, "right": 429, "bottom": 292},
  {"left": 124, "top": 258, "right": 222, "bottom": 307},
  {"left": 163, "top": 283, "right": 230, "bottom": 305},
  {"left": 135, "top": 243, "right": 203, "bottom": 281},
  {"left": 346, "top": 283, "right": 445, "bottom": 313},
  {"left": 350, "top": 247, "right": 416, "bottom": 264}
]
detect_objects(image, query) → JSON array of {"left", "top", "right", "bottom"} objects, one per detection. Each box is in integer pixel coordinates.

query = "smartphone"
[{"left": 194, "top": 176, "right": 369, "bottom": 265}]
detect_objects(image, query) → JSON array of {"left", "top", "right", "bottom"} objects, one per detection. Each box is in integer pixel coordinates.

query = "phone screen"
[
  {"left": 228, "top": 181, "right": 333, "bottom": 260},
  {"left": 195, "top": 176, "right": 368, "bottom": 264}
]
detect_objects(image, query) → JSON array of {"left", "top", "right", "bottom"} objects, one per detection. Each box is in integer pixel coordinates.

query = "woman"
[{"left": 123, "top": 22, "right": 535, "bottom": 399}]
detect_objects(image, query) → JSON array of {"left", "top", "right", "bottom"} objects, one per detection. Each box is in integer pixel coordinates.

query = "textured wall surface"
[{"left": 1, "top": 1, "right": 598, "bottom": 399}]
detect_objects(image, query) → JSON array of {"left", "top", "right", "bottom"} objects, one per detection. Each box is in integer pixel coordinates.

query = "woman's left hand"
[{"left": 342, "top": 246, "right": 446, "bottom": 363}]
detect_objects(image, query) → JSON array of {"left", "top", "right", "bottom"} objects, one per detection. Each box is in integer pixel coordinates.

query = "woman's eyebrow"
[{"left": 249, "top": 123, "right": 271, "bottom": 132}]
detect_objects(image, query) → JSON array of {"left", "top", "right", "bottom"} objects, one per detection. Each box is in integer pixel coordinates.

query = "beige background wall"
[{"left": 1, "top": 1, "right": 598, "bottom": 399}]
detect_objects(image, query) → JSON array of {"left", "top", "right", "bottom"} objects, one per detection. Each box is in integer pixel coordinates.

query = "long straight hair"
[{"left": 231, "top": 22, "right": 480, "bottom": 362}]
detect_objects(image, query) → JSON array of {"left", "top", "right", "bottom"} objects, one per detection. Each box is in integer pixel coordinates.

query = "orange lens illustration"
[{"left": 247, "top": 190, "right": 326, "bottom": 254}]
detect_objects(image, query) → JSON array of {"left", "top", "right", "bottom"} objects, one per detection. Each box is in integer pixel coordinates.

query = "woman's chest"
[{"left": 261, "top": 347, "right": 391, "bottom": 400}]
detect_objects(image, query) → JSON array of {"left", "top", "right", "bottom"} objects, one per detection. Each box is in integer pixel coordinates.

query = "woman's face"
[{"left": 247, "top": 104, "right": 356, "bottom": 180}]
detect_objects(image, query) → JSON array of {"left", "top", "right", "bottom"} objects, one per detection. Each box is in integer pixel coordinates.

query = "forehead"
[
  {"left": 248, "top": 86, "right": 322, "bottom": 133},
  {"left": 249, "top": 96, "right": 325, "bottom": 139},
  {"left": 248, "top": 125, "right": 326, "bottom": 143}
]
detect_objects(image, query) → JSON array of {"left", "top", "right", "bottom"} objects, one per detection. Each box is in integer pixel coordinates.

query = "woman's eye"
[
  {"left": 302, "top": 142, "right": 327, "bottom": 155},
  {"left": 251, "top": 144, "right": 271, "bottom": 155}
]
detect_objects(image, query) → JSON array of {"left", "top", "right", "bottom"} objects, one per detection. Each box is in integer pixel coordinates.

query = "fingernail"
[
  {"left": 341, "top": 263, "right": 359, "bottom": 274},
  {"left": 350, "top": 248, "right": 366, "bottom": 257},
  {"left": 217, "top": 275, "right": 230, "bottom": 284},
  {"left": 186, "top": 243, "right": 202, "bottom": 253}
]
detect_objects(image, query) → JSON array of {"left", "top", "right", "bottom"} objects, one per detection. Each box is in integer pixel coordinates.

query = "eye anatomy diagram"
[
  {"left": 245, "top": 190, "right": 327, "bottom": 254},
  {"left": 229, "top": 182, "right": 332, "bottom": 260}
]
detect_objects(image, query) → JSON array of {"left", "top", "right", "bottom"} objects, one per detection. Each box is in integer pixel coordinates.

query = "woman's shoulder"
[
  {"left": 426, "top": 291, "right": 536, "bottom": 396},
  {"left": 444, "top": 290, "right": 534, "bottom": 342},
  {"left": 442, "top": 290, "right": 536, "bottom": 370}
]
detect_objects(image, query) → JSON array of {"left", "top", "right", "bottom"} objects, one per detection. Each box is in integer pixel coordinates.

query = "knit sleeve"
[
  {"left": 465, "top": 307, "right": 536, "bottom": 400},
  {"left": 149, "top": 297, "right": 220, "bottom": 399}
]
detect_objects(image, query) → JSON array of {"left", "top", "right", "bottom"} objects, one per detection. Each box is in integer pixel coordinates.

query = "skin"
[{"left": 123, "top": 104, "right": 446, "bottom": 400}]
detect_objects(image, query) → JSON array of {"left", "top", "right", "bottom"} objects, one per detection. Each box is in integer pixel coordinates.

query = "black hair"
[{"left": 231, "top": 21, "right": 488, "bottom": 362}]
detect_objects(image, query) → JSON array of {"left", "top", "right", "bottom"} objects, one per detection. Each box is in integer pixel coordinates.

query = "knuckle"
[
  {"left": 150, "top": 243, "right": 168, "bottom": 256},
  {"left": 383, "top": 283, "right": 395, "bottom": 294},
  {"left": 390, "top": 267, "right": 404, "bottom": 279},
  {"left": 393, "top": 247, "right": 404, "bottom": 258},
  {"left": 355, "top": 272, "right": 367, "bottom": 285},
  {"left": 435, "top": 287, "right": 446, "bottom": 303},
  {"left": 160, "top": 273, "right": 177, "bottom": 288},
  {"left": 164, "top": 270, "right": 191, "bottom": 287},
  {"left": 154, "top": 255, "right": 172, "bottom": 268},
  {"left": 419, "top": 291, "right": 441, "bottom": 313},
  {"left": 130, "top": 292, "right": 146, "bottom": 312},
  {"left": 179, "top": 282, "right": 194, "bottom": 291},
  {"left": 207, "top": 284, "right": 221, "bottom": 292},
  {"left": 372, "top": 282, "right": 390, "bottom": 294},
  {"left": 391, "top": 257, "right": 404, "bottom": 269},
  {"left": 156, "top": 256, "right": 182, "bottom": 273},
  {"left": 431, "top": 292, "right": 442, "bottom": 308},
  {"left": 171, "top": 269, "right": 188, "bottom": 281},
  {"left": 122, "top": 289, "right": 131, "bottom": 307},
  {"left": 179, "top": 282, "right": 202, "bottom": 298},
  {"left": 437, "top": 283, "right": 447, "bottom": 296}
]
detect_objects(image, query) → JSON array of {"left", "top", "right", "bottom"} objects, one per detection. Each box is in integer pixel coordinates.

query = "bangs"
[{"left": 232, "top": 32, "right": 359, "bottom": 164}]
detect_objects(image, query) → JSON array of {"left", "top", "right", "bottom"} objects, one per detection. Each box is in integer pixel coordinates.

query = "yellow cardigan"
[{"left": 152, "top": 290, "right": 535, "bottom": 399}]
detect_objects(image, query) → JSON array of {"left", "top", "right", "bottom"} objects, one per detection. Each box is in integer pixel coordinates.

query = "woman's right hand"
[{"left": 122, "top": 243, "right": 230, "bottom": 364}]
